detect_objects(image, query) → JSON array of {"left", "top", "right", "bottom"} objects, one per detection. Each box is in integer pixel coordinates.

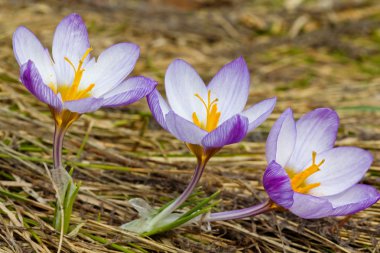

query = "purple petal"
[
  {"left": 324, "top": 184, "right": 380, "bottom": 216},
  {"left": 287, "top": 108, "right": 339, "bottom": 172},
  {"left": 263, "top": 161, "right": 294, "bottom": 208},
  {"left": 241, "top": 97, "right": 277, "bottom": 132},
  {"left": 83, "top": 43, "right": 140, "bottom": 97},
  {"left": 207, "top": 57, "right": 250, "bottom": 122},
  {"left": 265, "top": 108, "right": 296, "bottom": 167},
  {"left": 64, "top": 97, "right": 104, "bottom": 114},
  {"left": 201, "top": 115, "right": 248, "bottom": 148},
  {"left": 52, "top": 13, "right": 90, "bottom": 85},
  {"left": 165, "top": 59, "right": 207, "bottom": 121},
  {"left": 289, "top": 193, "right": 334, "bottom": 219},
  {"left": 290, "top": 185, "right": 380, "bottom": 219},
  {"left": 20, "top": 61, "right": 62, "bottom": 111},
  {"left": 165, "top": 111, "right": 207, "bottom": 144},
  {"left": 306, "top": 147, "right": 373, "bottom": 197},
  {"left": 13, "top": 26, "right": 57, "bottom": 85},
  {"left": 146, "top": 89, "right": 171, "bottom": 130},
  {"left": 101, "top": 76, "right": 157, "bottom": 107}
]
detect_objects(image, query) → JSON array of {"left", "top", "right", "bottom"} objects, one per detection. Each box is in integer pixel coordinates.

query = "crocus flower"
[
  {"left": 13, "top": 13, "right": 156, "bottom": 133},
  {"left": 263, "top": 108, "right": 380, "bottom": 218},
  {"left": 122, "top": 57, "right": 276, "bottom": 235},
  {"left": 12, "top": 13, "right": 156, "bottom": 234},
  {"left": 188, "top": 108, "right": 379, "bottom": 226},
  {"left": 147, "top": 57, "right": 276, "bottom": 158}
]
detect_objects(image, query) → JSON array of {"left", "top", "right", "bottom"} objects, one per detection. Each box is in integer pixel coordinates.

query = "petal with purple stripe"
[
  {"left": 241, "top": 97, "right": 277, "bottom": 132},
  {"left": 207, "top": 57, "right": 250, "bottom": 122},
  {"left": 20, "top": 61, "right": 62, "bottom": 111},
  {"left": 287, "top": 108, "right": 339, "bottom": 172},
  {"left": 13, "top": 26, "right": 57, "bottom": 86},
  {"left": 306, "top": 147, "right": 373, "bottom": 197},
  {"left": 265, "top": 108, "right": 296, "bottom": 167},
  {"left": 83, "top": 43, "right": 140, "bottom": 96},
  {"left": 324, "top": 184, "right": 380, "bottom": 216},
  {"left": 165, "top": 59, "right": 207, "bottom": 121},
  {"left": 146, "top": 89, "right": 171, "bottom": 130},
  {"left": 289, "top": 184, "right": 380, "bottom": 219},
  {"left": 201, "top": 114, "right": 248, "bottom": 148},
  {"left": 263, "top": 161, "right": 294, "bottom": 208},
  {"left": 52, "top": 13, "right": 90, "bottom": 85},
  {"left": 165, "top": 111, "right": 207, "bottom": 145},
  {"left": 289, "top": 193, "right": 333, "bottom": 219},
  {"left": 101, "top": 76, "right": 157, "bottom": 107},
  {"left": 64, "top": 97, "right": 104, "bottom": 114}
]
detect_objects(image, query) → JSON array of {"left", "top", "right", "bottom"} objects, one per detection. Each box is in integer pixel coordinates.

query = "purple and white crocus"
[
  {"left": 122, "top": 57, "right": 276, "bottom": 234},
  {"left": 13, "top": 13, "right": 156, "bottom": 170},
  {"left": 262, "top": 108, "right": 380, "bottom": 218},
  {"left": 13, "top": 13, "right": 156, "bottom": 234},
  {"left": 147, "top": 57, "right": 276, "bottom": 158},
  {"left": 197, "top": 108, "right": 379, "bottom": 223}
]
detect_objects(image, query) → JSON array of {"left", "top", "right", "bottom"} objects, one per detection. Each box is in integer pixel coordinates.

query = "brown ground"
[{"left": 0, "top": 0, "right": 379, "bottom": 252}]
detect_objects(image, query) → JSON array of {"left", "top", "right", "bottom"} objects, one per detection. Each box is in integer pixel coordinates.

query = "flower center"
[
  {"left": 287, "top": 151, "right": 325, "bottom": 194},
  {"left": 192, "top": 90, "right": 221, "bottom": 132},
  {"left": 50, "top": 48, "right": 95, "bottom": 101}
]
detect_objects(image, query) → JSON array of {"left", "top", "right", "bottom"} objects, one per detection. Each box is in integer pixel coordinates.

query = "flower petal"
[
  {"left": 165, "top": 59, "right": 207, "bottom": 121},
  {"left": 64, "top": 97, "right": 104, "bottom": 114},
  {"left": 241, "top": 97, "right": 277, "bottom": 132},
  {"left": 207, "top": 57, "right": 250, "bottom": 122},
  {"left": 265, "top": 108, "right": 296, "bottom": 167},
  {"left": 83, "top": 43, "right": 140, "bottom": 96},
  {"left": 289, "top": 184, "right": 380, "bottom": 219},
  {"left": 263, "top": 161, "right": 294, "bottom": 208},
  {"left": 13, "top": 26, "right": 56, "bottom": 85},
  {"left": 289, "top": 193, "right": 333, "bottom": 219},
  {"left": 52, "top": 13, "right": 90, "bottom": 85},
  {"left": 201, "top": 115, "right": 248, "bottom": 148},
  {"left": 287, "top": 108, "right": 339, "bottom": 172},
  {"left": 323, "top": 184, "right": 380, "bottom": 216},
  {"left": 146, "top": 89, "right": 171, "bottom": 131},
  {"left": 306, "top": 147, "right": 373, "bottom": 196},
  {"left": 165, "top": 111, "right": 207, "bottom": 144},
  {"left": 101, "top": 76, "right": 157, "bottom": 107},
  {"left": 20, "top": 61, "right": 62, "bottom": 110}
]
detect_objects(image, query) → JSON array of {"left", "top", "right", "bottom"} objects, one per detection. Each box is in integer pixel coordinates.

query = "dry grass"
[{"left": 0, "top": 0, "right": 379, "bottom": 252}]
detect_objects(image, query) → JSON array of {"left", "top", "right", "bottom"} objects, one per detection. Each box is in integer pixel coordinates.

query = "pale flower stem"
[
  {"left": 53, "top": 124, "right": 66, "bottom": 169},
  {"left": 149, "top": 159, "right": 207, "bottom": 226},
  {"left": 202, "top": 200, "right": 272, "bottom": 222}
]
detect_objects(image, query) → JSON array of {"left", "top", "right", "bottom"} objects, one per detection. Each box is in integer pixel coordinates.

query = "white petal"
[
  {"left": 165, "top": 111, "right": 207, "bottom": 144},
  {"left": 52, "top": 14, "right": 90, "bottom": 86},
  {"left": 266, "top": 108, "right": 296, "bottom": 167},
  {"left": 241, "top": 97, "right": 276, "bottom": 132},
  {"left": 13, "top": 26, "right": 56, "bottom": 86},
  {"left": 287, "top": 108, "right": 339, "bottom": 172},
  {"left": 165, "top": 59, "right": 207, "bottom": 121},
  {"left": 207, "top": 57, "right": 250, "bottom": 122},
  {"left": 83, "top": 43, "right": 140, "bottom": 96},
  {"left": 323, "top": 184, "right": 380, "bottom": 215},
  {"left": 306, "top": 147, "right": 373, "bottom": 196}
]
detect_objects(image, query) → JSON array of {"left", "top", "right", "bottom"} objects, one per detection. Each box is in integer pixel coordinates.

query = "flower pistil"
[
  {"left": 192, "top": 90, "right": 221, "bottom": 132},
  {"left": 50, "top": 48, "right": 95, "bottom": 101},
  {"left": 288, "top": 151, "right": 325, "bottom": 194}
]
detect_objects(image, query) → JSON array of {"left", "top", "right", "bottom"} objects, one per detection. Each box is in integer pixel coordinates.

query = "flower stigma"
[
  {"left": 287, "top": 151, "right": 325, "bottom": 194},
  {"left": 192, "top": 90, "right": 221, "bottom": 132},
  {"left": 50, "top": 48, "right": 95, "bottom": 101}
]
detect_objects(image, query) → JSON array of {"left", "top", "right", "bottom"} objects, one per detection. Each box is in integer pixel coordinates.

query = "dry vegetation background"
[{"left": 0, "top": 0, "right": 379, "bottom": 252}]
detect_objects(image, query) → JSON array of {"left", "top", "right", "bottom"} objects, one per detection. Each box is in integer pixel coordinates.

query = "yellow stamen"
[
  {"left": 50, "top": 48, "right": 95, "bottom": 102},
  {"left": 288, "top": 151, "right": 325, "bottom": 194},
  {"left": 192, "top": 90, "right": 221, "bottom": 132}
]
